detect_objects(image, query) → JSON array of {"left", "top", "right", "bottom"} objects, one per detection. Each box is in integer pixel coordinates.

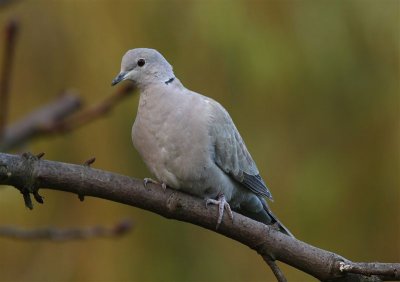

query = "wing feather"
[{"left": 208, "top": 100, "right": 273, "bottom": 200}]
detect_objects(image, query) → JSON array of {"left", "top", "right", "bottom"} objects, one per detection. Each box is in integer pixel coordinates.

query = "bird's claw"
[
  {"left": 143, "top": 178, "right": 167, "bottom": 191},
  {"left": 206, "top": 194, "right": 233, "bottom": 229},
  {"left": 143, "top": 178, "right": 156, "bottom": 187}
]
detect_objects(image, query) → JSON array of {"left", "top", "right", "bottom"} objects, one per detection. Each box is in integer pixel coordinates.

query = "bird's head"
[{"left": 111, "top": 48, "right": 175, "bottom": 88}]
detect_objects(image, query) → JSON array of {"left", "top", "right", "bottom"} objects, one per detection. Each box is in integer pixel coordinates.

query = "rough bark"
[{"left": 0, "top": 152, "right": 398, "bottom": 281}]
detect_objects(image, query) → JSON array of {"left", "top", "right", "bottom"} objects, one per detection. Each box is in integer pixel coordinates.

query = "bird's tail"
[
  {"left": 239, "top": 197, "right": 294, "bottom": 237},
  {"left": 261, "top": 198, "right": 294, "bottom": 238}
]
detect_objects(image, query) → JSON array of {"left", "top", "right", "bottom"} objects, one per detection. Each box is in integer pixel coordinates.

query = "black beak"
[{"left": 111, "top": 71, "right": 128, "bottom": 86}]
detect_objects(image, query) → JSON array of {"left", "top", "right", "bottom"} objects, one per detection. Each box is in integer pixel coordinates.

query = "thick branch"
[
  {"left": 0, "top": 152, "right": 398, "bottom": 281},
  {"left": 337, "top": 262, "right": 400, "bottom": 280}
]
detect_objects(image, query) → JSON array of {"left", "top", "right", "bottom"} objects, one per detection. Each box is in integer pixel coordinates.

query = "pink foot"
[{"left": 206, "top": 194, "right": 233, "bottom": 229}]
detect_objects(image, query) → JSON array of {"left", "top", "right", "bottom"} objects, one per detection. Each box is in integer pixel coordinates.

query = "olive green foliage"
[{"left": 0, "top": 1, "right": 398, "bottom": 281}]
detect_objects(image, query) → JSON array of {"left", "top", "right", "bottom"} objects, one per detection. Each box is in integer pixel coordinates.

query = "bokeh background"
[{"left": 0, "top": 0, "right": 398, "bottom": 281}]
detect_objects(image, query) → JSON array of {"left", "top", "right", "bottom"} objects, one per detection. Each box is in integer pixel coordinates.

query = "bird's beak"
[{"left": 111, "top": 71, "right": 129, "bottom": 86}]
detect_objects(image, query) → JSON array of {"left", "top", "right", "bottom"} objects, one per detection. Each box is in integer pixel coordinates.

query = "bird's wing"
[{"left": 208, "top": 100, "right": 273, "bottom": 200}]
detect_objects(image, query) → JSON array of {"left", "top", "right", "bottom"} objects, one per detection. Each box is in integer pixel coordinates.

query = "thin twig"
[
  {"left": 0, "top": 219, "right": 133, "bottom": 241},
  {"left": 40, "top": 84, "right": 135, "bottom": 133},
  {"left": 83, "top": 157, "right": 96, "bottom": 166},
  {"left": 263, "top": 256, "right": 287, "bottom": 282},
  {"left": 0, "top": 19, "right": 19, "bottom": 141}
]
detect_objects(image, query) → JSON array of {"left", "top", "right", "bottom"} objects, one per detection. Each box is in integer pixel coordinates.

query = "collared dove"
[{"left": 112, "top": 48, "right": 293, "bottom": 236}]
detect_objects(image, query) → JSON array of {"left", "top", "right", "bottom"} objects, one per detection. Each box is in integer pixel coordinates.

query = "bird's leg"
[
  {"left": 143, "top": 178, "right": 167, "bottom": 191},
  {"left": 206, "top": 193, "right": 233, "bottom": 229}
]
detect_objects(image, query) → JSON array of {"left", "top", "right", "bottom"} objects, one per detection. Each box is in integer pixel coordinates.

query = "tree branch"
[
  {"left": 338, "top": 262, "right": 400, "bottom": 280},
  {"left": 0, "top": 84, "right": 134, "bottom": 152},
  {"left": 0, "top": 92, "right": 82, "bottom": 151},
  {"left": 39, "top": 84, "right": 134, "bottom": 134},
  {"left": 264, "top": 256, "right": 288, "bottom": 282},
  {"left": 0, "top": 19, "right": 19, "bottom": 140},
  {"left": 0, "top": 219, "right": 133, "bottom": 241},
  {"left": 0, "top": 152, "right": 398, "bottom": 281},
  {"left": 0, "top": 15, "right": 134, "bottom": 152}
]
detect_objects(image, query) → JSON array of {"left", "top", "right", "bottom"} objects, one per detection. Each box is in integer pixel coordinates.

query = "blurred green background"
[{"left": 0, "top": 0, "right": 398, "bottom": 281}]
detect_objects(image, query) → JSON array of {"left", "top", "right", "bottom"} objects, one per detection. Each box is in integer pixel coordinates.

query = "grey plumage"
[{"left": 112, "top": 48, "right": 293, "bottom": 237}]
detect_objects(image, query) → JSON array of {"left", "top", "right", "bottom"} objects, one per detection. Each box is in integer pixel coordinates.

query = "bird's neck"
[
  {"left": 135, "top": 74, "right": 177, "bottom": 91},
  {"left": 136, "top": 78, "right": 185, "bottom": 124},
  {"left": 139, "top": 77, "right": 181, "bottom": 105},
  {"left": 138, "top": 76, "right": 183, "bottom": 92}
]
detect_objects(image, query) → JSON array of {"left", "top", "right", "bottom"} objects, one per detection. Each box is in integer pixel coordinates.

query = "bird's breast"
[{"left": 132, "top": 91, "right": 213, "bottom": 190}]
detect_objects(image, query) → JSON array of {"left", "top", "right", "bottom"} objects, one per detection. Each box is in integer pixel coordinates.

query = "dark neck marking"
[{"left": 165, "top": 77, "right": 175, "bottom": 85}]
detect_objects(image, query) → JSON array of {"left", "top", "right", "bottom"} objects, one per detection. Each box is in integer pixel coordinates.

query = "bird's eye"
[{"left": 137, "top": 59, "right": 145, "bottom": 67}]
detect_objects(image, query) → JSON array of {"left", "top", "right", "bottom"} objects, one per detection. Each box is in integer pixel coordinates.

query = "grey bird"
[{"left": 112, "top": 48, "right": 293, "bottom": 237}]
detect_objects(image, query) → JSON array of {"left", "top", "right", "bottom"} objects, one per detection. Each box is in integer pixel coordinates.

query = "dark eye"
[{"left": 137, "top": 59, "right": 145, "bottom": 67}]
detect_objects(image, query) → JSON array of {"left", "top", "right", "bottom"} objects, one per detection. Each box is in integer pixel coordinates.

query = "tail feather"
[
  {"left": 237, "top": 197, "right": 294, "bottom": 237},
  {"left": 260, "top": 197, "right": 294, "bottom": 237}
]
